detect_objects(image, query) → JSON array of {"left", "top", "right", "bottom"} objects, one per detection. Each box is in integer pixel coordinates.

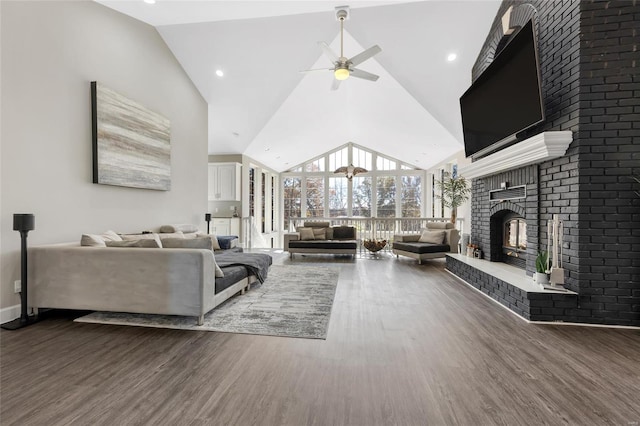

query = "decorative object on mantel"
[
  {"left": 434, "top": 171, "right": 471, "bottom": 223},
  {"left": 334, "top": 163, "right": 368, "bottom": 181},
  {"left": 466, "top": 243, "right": 478, "bottom": 257},
  {"left": 91, "top": 81, "right": 171, "bottom": 191},
  {"left": 2, "top": 214, "right": 38, "bottom": 330},
  {"left": 458, "top": 131, "right": 573, "bottom": 179},
  {"left": 548, "top": 214, "right": 565, "bottom": 288},
  {"left": 534, "top": 250, "right": 550, "bottom": 287},
  {"left": 232, "top": 206, "right": 239, "bottom": 218},
  {"left": 363, "top": 239, "right": 387, "bottom": 253}
]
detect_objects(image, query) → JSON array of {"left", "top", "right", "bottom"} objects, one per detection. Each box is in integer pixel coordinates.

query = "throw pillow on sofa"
[
  {"left": 106, "top": 239, "right": 160, "bottom": 248},
  {"left": 195, "top": 233, "right": 221, "bottom": 250},
  {"left": 312, "top": 228, "right": 327, "bottom": 240},
  {"left": 158, "top": 231, "right": 185, "bottom": 240},
  {"left": 297, "top": 227, "right": 315, "bottom": 241},
  {"left": 159, "top": 224, "right": 199, "bottom": 233},
  {"left": 418, "top": 230, "right": 445, "bottom": 244},
  {"left": 162, "top": 237, "right": 224, "bottom": 277},
  {"left": 121, "top": 233, "right": 163, "bottom": 248},
  {"left": 80, "top": 230, "right": 123, "bottom": 247}
]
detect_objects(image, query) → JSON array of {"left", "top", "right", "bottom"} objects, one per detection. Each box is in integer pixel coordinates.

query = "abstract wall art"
[{"left": 91, "top": 81, "right": 171, "bottom": 190}]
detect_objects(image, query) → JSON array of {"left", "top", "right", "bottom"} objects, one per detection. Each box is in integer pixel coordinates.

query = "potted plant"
[
  {"left": 435, "top": 171, "right": 471, "bottom": 223},
  {"left": 535, "top": 250, "right": 549, "bottom": 285}
]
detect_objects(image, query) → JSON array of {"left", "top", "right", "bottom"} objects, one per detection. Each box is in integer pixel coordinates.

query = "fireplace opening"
[
  {"left": 489, "top": 209, "right": 527, "bottom": 269},
  {"left": 503, "top": 214, "right": 527, "bottom": 267}
]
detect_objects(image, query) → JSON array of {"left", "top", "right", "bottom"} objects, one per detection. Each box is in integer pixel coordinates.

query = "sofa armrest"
[
  {"left": 283, "top": 232, "right": 300, "bottom": 251},
  {"left": 394, "top": 234, "right": 421, "bottom": 243},
  {"left": 444, "top": 229, "right": 461, "bottom": 253}
]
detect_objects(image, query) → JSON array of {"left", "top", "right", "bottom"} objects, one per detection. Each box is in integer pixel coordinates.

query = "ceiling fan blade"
[
  {"left": 318, "top": 41, "right": 339, "bottom": 64},
  {"left": 331, "top": 78, "right": 341, "bottom": 91},
  {"left": 350, "top": 68, "right": 379, "bottom": 82},
  {"left": 300, "top": 68, "right": 332, "bottom": 74},
  {"left": 348, "top": 45, "right": 382, "bottom": 67}
]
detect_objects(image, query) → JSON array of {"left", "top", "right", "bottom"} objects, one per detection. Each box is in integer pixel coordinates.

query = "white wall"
[{"left": 0, "top": 1, "right": 208, "bottom": 311}]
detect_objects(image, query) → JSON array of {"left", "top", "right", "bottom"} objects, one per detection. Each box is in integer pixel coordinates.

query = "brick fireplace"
[{"left": 447, "top": 0, "right": 639, "bottom": 327}]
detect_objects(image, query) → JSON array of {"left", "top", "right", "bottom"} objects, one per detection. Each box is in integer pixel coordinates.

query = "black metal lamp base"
[{"left": 1, "top": 315, "right": 39, "bottom": 330}]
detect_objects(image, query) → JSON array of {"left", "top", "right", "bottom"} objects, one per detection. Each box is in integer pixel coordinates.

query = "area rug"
[{"left": 74, "top": 265, "right": 340, "bottom": 339}]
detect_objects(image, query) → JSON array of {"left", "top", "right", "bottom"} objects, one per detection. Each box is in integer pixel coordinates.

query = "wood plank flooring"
[{"left": 1, "top": 251, "right": 639, "bottom": 425}]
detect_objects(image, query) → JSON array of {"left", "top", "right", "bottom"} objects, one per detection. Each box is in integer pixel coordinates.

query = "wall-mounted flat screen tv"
[{"left": 460, "top": 19, "right": 544, "bottom": 158}]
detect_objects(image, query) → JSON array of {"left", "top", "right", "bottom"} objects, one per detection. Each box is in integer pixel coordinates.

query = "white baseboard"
[{"left": 0, "top": 304, "right": 21, "bottom": 324}]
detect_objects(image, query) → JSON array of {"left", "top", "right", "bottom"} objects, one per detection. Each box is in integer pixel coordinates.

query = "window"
[
  {"left": 305, "top": 158, "right": 324, "bottom": 172},
  {"left": 249, "top": 168, "right": 255, "bottom": 218},
  {"left": 261, "top": 172, "right": 266, "bottom": 233},
  {"left": 352, "top": 146, "right": 372, "bottom": 170},
  {"left": 376, "top": 156, "right": 396, "bottom": 171},
  {"left": 328, "top": 177, "right": 348, "bottom": 217},
  {"left": 376, "top": 176, "right": 396, "bottom": 217},
  {"left": 271, "top": 176, "right": 275, "bottom": 231},
  {"left": 352, "top": 176, "right": 371, "bottom": 217},
  {"left": 283, "top": 177, "right": 301, "bottom": 230},
  {"left": 328, "top": 147, "right": 348, "bottom": 172},
  {"left": 401, "top": 175, "right": 422, "bottom": 217},
  {"left": 306, "top": 177, "right": 324, "bottom": 217}
]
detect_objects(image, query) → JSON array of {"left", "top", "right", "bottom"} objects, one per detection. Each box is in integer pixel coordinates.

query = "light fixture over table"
[{"left": 334, "top": 163, "right": 368, "bottom": 181}]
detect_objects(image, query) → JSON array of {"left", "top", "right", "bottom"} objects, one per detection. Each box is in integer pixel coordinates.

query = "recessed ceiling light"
[
  {"left": 265, "top": 148, "right": 270, "bottom": 151},
  {"left": 232, "top": 132, "right": 239, "bottom": 137},
  {"left": 447, "top": 53, "right": 457, "bottom": 62},
  {"left": 215, "top": 69, "right": 224, "bottom": 77},
  {"left": 143, "top": 0, "right": 156, "bottom": 4}
]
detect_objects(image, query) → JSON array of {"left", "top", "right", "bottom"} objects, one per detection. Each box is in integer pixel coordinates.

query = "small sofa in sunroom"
[
  {"left": 284, "top": 221, "right": 357, "bottom": 258},
  {"left": 392, "top": 222, "right": 460, "bottom": 264}
]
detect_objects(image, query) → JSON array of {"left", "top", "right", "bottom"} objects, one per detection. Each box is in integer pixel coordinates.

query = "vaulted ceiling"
[{"left": 97, "top": 1, "right": 501, "bottom": 172}]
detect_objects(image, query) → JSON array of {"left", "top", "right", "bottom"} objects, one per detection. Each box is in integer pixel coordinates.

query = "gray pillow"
[
  {"left": 161, "top": 237, "right": 212, "bottom": 250},
  {"left": 161, "top": 237, "right": 224, "bottom": 277},
  {"left": 160, "top": 224, "right": 199, "bottom": 233},
  {"left": 419, "top": 230, "right": 445, "bottom": 244},
  {"left": 106, "top": 239, "right": 160, "bottom": 248}
]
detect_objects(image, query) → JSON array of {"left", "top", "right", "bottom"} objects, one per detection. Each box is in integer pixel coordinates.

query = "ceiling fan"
[{"left": 301, "top": 6, "right": 382, "bottom": 90}]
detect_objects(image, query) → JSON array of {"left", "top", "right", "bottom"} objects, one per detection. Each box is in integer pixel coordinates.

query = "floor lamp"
[{"left": 2, "top": 214, "right": 38, "bottom": 330}]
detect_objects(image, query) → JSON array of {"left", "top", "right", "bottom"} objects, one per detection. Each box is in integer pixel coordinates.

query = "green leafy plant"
[
  {"left": 535, "top": 250, "right": 549, "bottom": 274},
  {"left": 434, "top": 171, "right": 471, "bottom": 223}
]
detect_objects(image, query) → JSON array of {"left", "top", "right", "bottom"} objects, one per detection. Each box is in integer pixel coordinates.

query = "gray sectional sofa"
[
  {"left": 392, "top": 222, "right": 460, "bottom": 264},
  {"left": 284, "top": 221, "right": 357, "bottom": 258},
  {"left": 29, "top": 229, "right": 271, "bottom": 325}
]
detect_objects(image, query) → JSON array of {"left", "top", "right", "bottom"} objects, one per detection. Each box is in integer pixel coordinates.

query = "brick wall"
[
  {"left": 468, "top": 0, "right": 639, "bottom": 326},
  {"left": 577, "top": 0, "right": 640, "bottom": 325}
]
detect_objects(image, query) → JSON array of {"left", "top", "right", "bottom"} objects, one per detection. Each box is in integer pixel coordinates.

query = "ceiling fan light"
[{"left": 334, "top": 68, "right": 350, "bottom": 80}]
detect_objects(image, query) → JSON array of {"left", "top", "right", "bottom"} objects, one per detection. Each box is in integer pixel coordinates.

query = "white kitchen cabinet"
[
  {"left": 211, "top": 218, "right": 241, "bottom": 236},
  {"left": 208, "top": 163, "right": 241, "bottom": 201}
]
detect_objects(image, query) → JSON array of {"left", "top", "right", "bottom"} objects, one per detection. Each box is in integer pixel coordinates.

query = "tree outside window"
[
  {"left": 401, "top": 175, "right": 422, "bottom": 217},
  {"left": 283, "top": 177, "right": 301, "bottom": 230},
  {"left": 306, "top": 177, "right": 324, "bottom": 217},
  {"left": 329, "top": 177, "right": 348, "bottom": 217},
  {"left": 352, "top": 176, "right": 371, "bottom": 217}
]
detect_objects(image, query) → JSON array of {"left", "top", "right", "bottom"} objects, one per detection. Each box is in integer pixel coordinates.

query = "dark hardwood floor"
[{"left": 2, "top": 251, "right": 639, "bottom": 425}]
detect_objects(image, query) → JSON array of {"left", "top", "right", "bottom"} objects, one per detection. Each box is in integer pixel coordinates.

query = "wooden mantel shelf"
[{"left": 459, "top": 131, "right": 573, "bottom": 179}]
